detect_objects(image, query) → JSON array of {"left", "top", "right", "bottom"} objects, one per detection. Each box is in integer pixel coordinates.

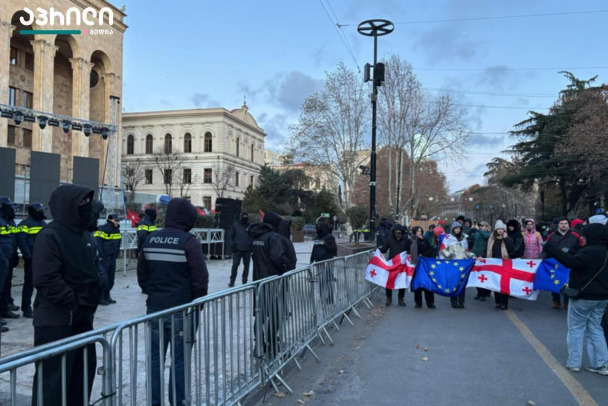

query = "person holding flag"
[
  {"left": 487, "top": 220, "right": 516, "bottom": 310},
  {"left": 379, "top": 224, "right": 411, "bottom": 307},
  {"left": 410, "top": 226, "right": 436, "bottom": 309},
  {"left": 440, "top": 222, "right": 475, "bottom": 309}
]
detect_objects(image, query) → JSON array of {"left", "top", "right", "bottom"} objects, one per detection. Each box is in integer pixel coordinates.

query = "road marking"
[{"left": 505, "top": 309, "right": 598, "bottom": 406}]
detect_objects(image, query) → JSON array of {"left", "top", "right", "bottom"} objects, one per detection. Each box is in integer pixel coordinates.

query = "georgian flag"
[
  {"left": 365, "top": 250, "right": 415, "bottom": 290},
  {"left": 467, "top": 258, "right": 541, "bottom": 300}
]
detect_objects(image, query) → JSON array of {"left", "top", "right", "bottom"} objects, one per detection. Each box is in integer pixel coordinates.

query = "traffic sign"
[{"left": 321, "top": 213, "right": 330, "bottom": 218}]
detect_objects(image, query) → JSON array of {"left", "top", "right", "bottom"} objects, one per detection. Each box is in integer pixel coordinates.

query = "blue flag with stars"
[
  {"left": 533, "top": 258, "right": 570, "bottom": 293},
  {"left": 411, "top": 257, "right": 475, "bottom": 297}
]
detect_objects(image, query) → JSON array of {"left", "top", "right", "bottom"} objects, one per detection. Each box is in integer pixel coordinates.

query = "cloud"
[
  {"left": 411, "top": 23, "right": 480, "bottom": 64},
  {"left": 160, "top": 99, "right": 173, "bottom": 108},
  {"left": 257, "top": 113, "right": 291, "bottom": 151},
  {"left": 469, "top": 133, "right": 505, "bottom": 147},
  {"left": 191, "top": 93, "right": 221, "bottom": 108}
]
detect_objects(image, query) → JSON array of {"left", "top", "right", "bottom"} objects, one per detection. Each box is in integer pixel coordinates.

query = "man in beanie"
[
  {"left": 15, "top": 202, "right": 47, "bottom": 317},
  {"left": 543, "top": 217, "right": 582, "bottom": 309},
  {"left": 137, "top": 207, "right": 158, "bottom": 251},
  {"left": 138, "top": 197, "right": 208, "bottom": 406},
  {"left": 440, "top": 221, "right": 475, "bottom": 308},
  {"left": 95, "top": 214, "right": 122, "bottom": 304},
  {"left": 227, "top": 212, "right": 253, "bottom": 286}
]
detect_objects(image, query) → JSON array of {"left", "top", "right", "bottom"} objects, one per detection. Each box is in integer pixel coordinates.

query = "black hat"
[
  {"left": 0, "top": 196, "right": 15, "bottom": 208},
  {"left": 107, "top": 214, "right": 120, "bottom": 221}
]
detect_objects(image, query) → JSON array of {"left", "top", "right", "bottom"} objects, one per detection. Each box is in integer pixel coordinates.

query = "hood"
[
  {"left": 164, "top": 198, "right": 196, "bottom": 232},
  {"left": 144, "top": 207, "right": 157, "bottom": 222},
  {"left": 506, "top": 219, "right": 521, "bottom": 234},
  {"left": 450, "top": 221, "right": 463, "bottom": 234},
  {"left": 392, "top": 224, "right": 406, "bottom": 239},
  {"left": 433, "top": 227, "right": 445, "bottom": 238},
  {"left": 263, "top": 212, "right": 283, "bottom": 231},
  {"left": 588, "top": 215, "right": 608, "bottom": 226},
  {"left": 316, "top": 222, "right": 333, "bottom": 238},
  {"left": 277, "top": 219, "right": 292, "bottom": 239},
  {"left": 582, "top": 224, "right": 608, "bottom": 246},
  {"left": 49, "top": 184, "right": 94, "bottom": 232},
  {"left": 248, "top": 222, "right": 274, "bottom": 239}
]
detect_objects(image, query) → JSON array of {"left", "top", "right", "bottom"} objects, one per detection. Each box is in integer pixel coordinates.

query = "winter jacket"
[
  {"left": 470, "top": 229, "right": 491, "bottom": 258},
  {"left": 379, "top": 224, "right": 411, "bottom": 260},
  {"left": 522, "top": 222, "right": 543, "bottom": 259},
  {"left": 95, "top": 221, "right": 121, "bottom": 259},
  {"left": 439, "top": 222, "right": 474, "bottom": 259},
  {"left": 506, "top": 220, "right": 524, "bottom": 258},
  {"left": 16, "top": 216, "right": 47, "bottom": 260},
  {"left": 311, "top": 223, "right": 337, "bottom": 263},
  {"left": 542, "top": 229, "right": 582, "bottom": 258},
  {"left": 0, "top": 215, "right": 17, "bottom": 262},
  {"left": 264, "top": 213, "right": 297, "bottom": 271},
  {"left": 543, "top": 224, "right": 608, "bottom": 300},
  {"left": 409, "top": 236, "right": 435, "bottom": 265},
  {"left": 137, "top": 198, "right": 208, "bottom": 308},
  {"left": 377, "top": 219, "right": 392, "bottom": 248},
  {"left": 136, "top": 210, "right": 157, "bottom": 251},
  {"left": 32, "top": 184, "right": 100, "bottom": 327},
  {"left": 227, "top": 220, "right": 253, "bottom": 252},
  {"left": 488, "top": 235, "right": 516, "bottom": 259},
  {"left": 248, "top": 222, "right": 289, "bottom": 280}
]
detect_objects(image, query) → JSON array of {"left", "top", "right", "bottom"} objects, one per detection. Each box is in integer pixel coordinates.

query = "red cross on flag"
[
  {"left": 467, "top": 258, "right": 540, "bottom": 300},
  {"left": 365, "top": 250, "right": 415, "bottom": 290}
]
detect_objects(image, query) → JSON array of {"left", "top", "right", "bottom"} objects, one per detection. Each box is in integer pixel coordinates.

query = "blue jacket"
[
  {"left": 16, "top": 216, "right": 47, "bottom": 260},
  {"left": 95, "top": 222, "right": 121, "bottom": 259}
]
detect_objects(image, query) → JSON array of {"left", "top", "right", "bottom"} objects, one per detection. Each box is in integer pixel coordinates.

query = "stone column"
[
  {"left": 0, "top": 23, "right": 15, "bottom": 148},
  {"left": 69, "top": 57, "right": 94, "bottom": 158},
  {"left": 30, "top": 38, "right": 57, "bottom": 152}
]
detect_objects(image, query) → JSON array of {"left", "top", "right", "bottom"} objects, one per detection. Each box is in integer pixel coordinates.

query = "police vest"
[{"left": 142, "top": 229, "right": 193, "bottom": 309}]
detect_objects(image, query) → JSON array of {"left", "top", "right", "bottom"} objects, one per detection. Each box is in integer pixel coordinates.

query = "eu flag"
[
  {"left": 411, "top": 257, "right": 475, "bottom": 297},
  {"left": 533, "top": 258, "right": 570, "bottom": 293}
]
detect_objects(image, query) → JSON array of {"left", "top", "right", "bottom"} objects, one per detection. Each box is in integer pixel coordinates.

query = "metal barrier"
[
  {"left": 109, "top": 285, "right": 259, "bottom": 406},
  {"left": 0, "top": 249, "right": 375, "bottom": 405}
]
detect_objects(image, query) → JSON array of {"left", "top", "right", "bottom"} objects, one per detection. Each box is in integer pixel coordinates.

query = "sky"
[{"left": 117, "top": 0, "right": 608, "bottom": 193}]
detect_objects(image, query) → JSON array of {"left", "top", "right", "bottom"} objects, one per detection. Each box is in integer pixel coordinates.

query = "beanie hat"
[
  {"left": 570, "top": 218, "right": 584, "bottom": 228},
  {"left": 433, "top": 227, "right": 445, "bottom": 238},
  {"left": 525, "top": 219, "right": 535, "bottom": 225},
  {"left": 451, "top": 221, "right": 462, "bottom": 231},
  {"left": 479, "top": 221, "right": 490, "bottom": 228},
  {"left": 588, "top": 214, "right": 608, "bottom": 226},
  {"left": 494, "top": 220, "right": 507, "bottom": 231}
]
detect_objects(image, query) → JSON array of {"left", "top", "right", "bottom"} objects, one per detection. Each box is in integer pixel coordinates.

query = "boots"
[
  {"left": 385, "top": 297, "right": 392, "bottom": 306},
  {"left": 552, "top": 301, "right": 560, "bottom": 309},
  {"left": 398, "top": 298, "right": 406, "bottom": 307}
]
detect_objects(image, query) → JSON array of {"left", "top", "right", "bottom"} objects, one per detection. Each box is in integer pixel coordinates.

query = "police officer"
[
  {"left": 0, "top": 196, "right": 19, "bottom": 324},
  {"left": 227, "top": 212, "right": 253, "bottom": 287},
  {"left": 137, "top": 207, "right": 157, "bottom": 251},
  {"left": 95, "top": 214, "right": 121, "bottom": 304},
  {"left": 16, "top": 202, "right": 47, "bottom": 318}
]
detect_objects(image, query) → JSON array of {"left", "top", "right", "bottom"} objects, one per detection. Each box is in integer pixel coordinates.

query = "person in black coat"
[
  {"left": 410, "top": 226, "right": 436, "bottom": 309},
  {"left": 379, "top": 224, "right": 411, "bottom": 307},
  {"left": 95, "top": 214, "right": 122, "bottom": 303},
  {"left": 265, "top": 212, "right": 297, "bottom": 272},
  {"left": 15, "top": 202, "right": 47, "bottom": 318},
  {"left": 311, "top": 222, "right": 338, "bottom": 304},
  {"left": 136, "top": 207, "right": 157, "bottom": 251},
  {"left": 137, "top": 197, "right": 208, "bottom": 406},
  {"left": 227, "top": 212, "right": 253, "bottom": 286},
  {"left": 543, "top": 224, "right": 608, "bottom": 374},
  {"left": 0, "top": 196, "right": 19, "bottom": 324},
  {"left": 487, "top": 220, "right": 516, "bottom": 310},
  {"left": 376, "top": 218, "right": 392, "bottom": 248},
  {"left": 506, "top": 219, "right": 525, "bottom": 259},
  {"left": 31, "top": 184, "right": 100, "bottom": 406}
]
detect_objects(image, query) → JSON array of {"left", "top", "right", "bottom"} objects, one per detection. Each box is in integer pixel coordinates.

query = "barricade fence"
[{"left": 0, "top": 249, "right": 375, "bottom": 405}]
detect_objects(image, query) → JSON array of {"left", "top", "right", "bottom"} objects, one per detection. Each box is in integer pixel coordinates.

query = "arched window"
[
  {"left": 184, "top": 132, "right": 192, "bottom": 153},
  {"left": 126, "top": 134, "right": 134, "bottom": 155},
  {"left": 236, "top": 137, "right": 240, "bottom": 157},
  {"left": 164, "top": 133, "right": 172, "bottom": 154},
  {"left": 145, "top": 134, "right": 153, "bottom": 154},
  {"left": 204, "top": 132, "right": 212, "bottom": 152}
]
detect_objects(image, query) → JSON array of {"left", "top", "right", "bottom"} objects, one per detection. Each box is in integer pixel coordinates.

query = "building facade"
[
  {"left": 121, "top": 104, "right": 266, "bottom": 209},
  {"left": 0, "top": 0, "right": 126, "bottom": 186}
]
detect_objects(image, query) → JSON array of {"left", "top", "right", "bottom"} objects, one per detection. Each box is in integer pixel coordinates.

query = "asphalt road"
[{"left": 251, "top": 290, "right": 607, "bottom": 406}]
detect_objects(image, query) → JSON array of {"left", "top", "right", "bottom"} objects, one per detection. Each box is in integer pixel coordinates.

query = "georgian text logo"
[{"left": 19, "top": 7, "right": 115, "bottom": 35}]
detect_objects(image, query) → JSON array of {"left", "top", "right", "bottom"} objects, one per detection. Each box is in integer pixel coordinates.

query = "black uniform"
[
  {"left": 136, "top": 208, "right": 157, "bottom": 251},
  {"left": 0, "top": 196, "right": 19, "bottom": 321},
  {"left": 311, "top": 222, "right": 338, "bottom": 304},
  {"left": 95, "top": 217, "right": 121, "bottom": 301},
  {"left": 227, "top": 213, "right": 253, "bottom": 286},
  {"left": 15, "top": 203, "right": 47, "bottom": 317},
  {"left": 32, "top": 184, "right": 99, "bottom": 406}
]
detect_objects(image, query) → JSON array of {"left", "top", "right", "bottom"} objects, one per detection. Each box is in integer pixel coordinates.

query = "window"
[
  {"left": 204, "top": 168, "right": 212, "bottom": 184},
  {"left": 250, "top": 175, "right": 254, "bottom": 188},
  {"left": 203, "top": 196, "right": 212, "bottom": 210},
  {"left": 23, "top": 91, "right": 33, "bottom": 109},
  {"left": 184, "top": 133, "right": 192, "bottom": 153},
  {"left": 183, "top": 168, "right": 192, "bottom": 184},
  {"left": 235, "top": 172, "right": 240, "bottom": 187},
  {"left": 25, "top": 53, "right": 34, "bottom": 71},
  {"left": 126, "top": 135, "right": 134, "bottom": 154},
  {"left": 9, "top": 87, "right": 17, "bottom": 106},
  {"left": 23, "top": 129, "right": 32, "bottom": 148},
  {"left": 145, "top": 134, "right": 153, "bottom": 154},
  {"left": 315, "top": 177, "right": 321, "bottom": 189},
  {"left": 204, "top": 132, "right": 212, "bottom": 152},
  {"left": 10, "top": 47, "right": 18, "bottom": 65},
  {"left": 251, "top": 144, "right": 255, "bottom": 161},
  {"left": 164, "top": 134, "right": 172, "bottom": 154},
  {"left": 145, "top": 169, "right": 153, "bottom": 184},
  {"left": 235, "top": 137, "right": 240, "bottom": 157},
  {"left": 163, "top": 169, "right": 172, "bottom": 184},
  {"left": 7, "top": 125, "right": 16, "bottom": 145}
]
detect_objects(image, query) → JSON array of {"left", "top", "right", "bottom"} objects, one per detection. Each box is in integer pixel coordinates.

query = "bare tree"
[
  {"left": 379, "top": 55, "right": 470, "bottom": 221},
  {"left": 211, "top": 161, "right": 236, "bottom": 199},
  {"left": 175, "top": 167, "right": 199, "bottom": 198},
  {"left": 152, "top": 147, "right": 183, "bottom": 196},
  {"left": 287, "top": 62, "right": 370, "bottom": 210},
  {"left": 121, "top": 159, "right": 146, "bottom": 203}
]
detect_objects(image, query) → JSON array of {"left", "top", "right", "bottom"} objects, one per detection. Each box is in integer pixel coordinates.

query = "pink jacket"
[{"left": 523, "top": 228, "right": 543, "bottom": 259}]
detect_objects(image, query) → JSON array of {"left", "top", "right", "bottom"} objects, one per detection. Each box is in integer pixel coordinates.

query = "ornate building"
[
  {"left": 121, "top": 104, "right": 266, "bottom": 209},
  {"left": 0, "top": 0, "right": 127, "bottom": 186}
]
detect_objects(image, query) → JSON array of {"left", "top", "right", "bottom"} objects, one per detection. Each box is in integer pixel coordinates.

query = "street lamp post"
[{"left": 358, "top": 19, "right": 393, "bottom": 238}]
